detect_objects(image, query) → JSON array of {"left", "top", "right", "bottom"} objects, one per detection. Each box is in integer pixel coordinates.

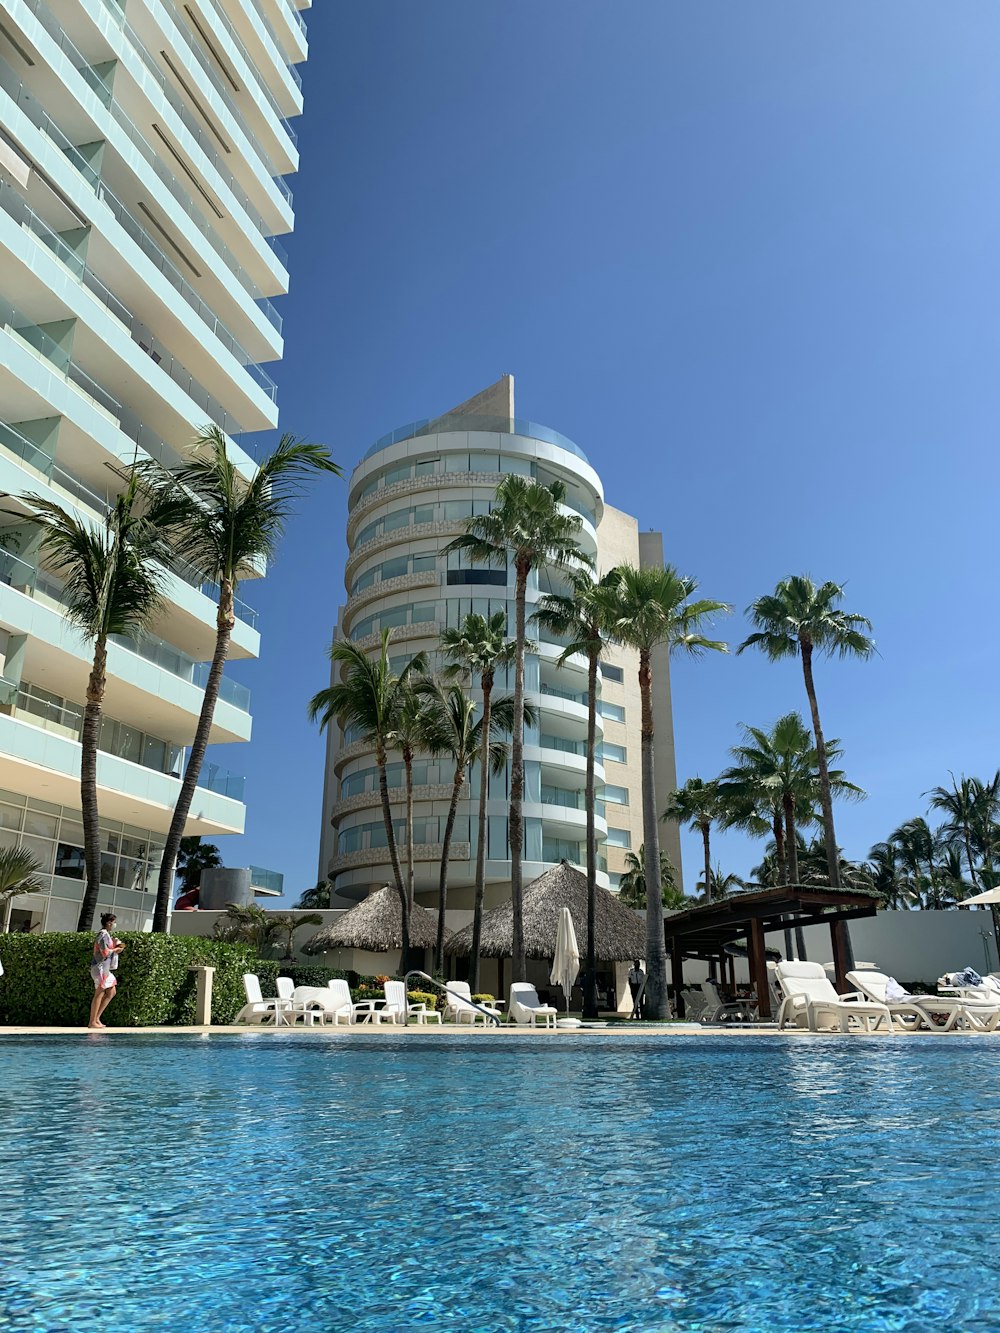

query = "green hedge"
[
  {"left": 256, "top": 962, "right": 350, "bottom": 992},
  {"left": 0, "top": 933, "right": 260, "bottom": 1027}
]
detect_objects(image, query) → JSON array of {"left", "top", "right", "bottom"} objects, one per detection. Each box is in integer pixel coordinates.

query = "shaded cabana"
[
  {"left": 664, "top": 885, "right": 881, "bottom": 1019},
  {"left": 302, "top": 886, "right": 446, "bottom": 973},
  {"left": 446, "top": 860, "right": 646, "bottom": 1004}
]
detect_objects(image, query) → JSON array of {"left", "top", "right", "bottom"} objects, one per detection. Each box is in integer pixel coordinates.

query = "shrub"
[
  {"left": 257, "top": 963, "right": 350, "bottom": 992},
  {"left": 472, "top": 993, "right": 495, "bottom": 1005},
  {"left": 407, "top": 990, "right": 438, "bottom": 1010},
  {"left": 0, "top": 933, "right": 259, "bottom": 1027}
]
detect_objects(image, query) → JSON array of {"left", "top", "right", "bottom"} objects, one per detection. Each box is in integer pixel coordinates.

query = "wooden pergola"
[{"left": 664, "top": 885, "right": 881, "bottom": 1019}]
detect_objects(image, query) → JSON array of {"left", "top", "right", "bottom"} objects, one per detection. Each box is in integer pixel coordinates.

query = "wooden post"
[
  {"left": 830, "top": 919, "right": 849, "bottom": 995},
  {"left": 750, "top": 919, "right": 770, "bottom": 1019},
  {"left": 498, "top": 956, "right": 505, "bottom": 1006},
  {"left": 670, "top": 939, "right": 685, "bottom": 1018},
  {"left": 194, "top": 965, "right": 215, "bottom": 1026}
]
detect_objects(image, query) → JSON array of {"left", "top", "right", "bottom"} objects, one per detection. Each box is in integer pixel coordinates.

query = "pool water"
[{"left": 3, "top": 1033, "right": 1000, "bottom": 1331}]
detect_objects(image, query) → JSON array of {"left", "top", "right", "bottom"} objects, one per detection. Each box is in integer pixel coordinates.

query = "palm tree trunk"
[
  {"left": 783, "top": 799, "right": 806, "bottom": 960},
  {"left": 152, "top": 586, "right": 233, "bottom": 932},
  {"left": 773, "top": 810, "right": 787, "bottom": 885},
  {"left": 403, "top": 746, "right": 415, "bottom": 915},
  {"left": 509, "top": 560, "right": 529, "bottom": 984},
  {"left": 77, "top": 636, "right": 107, "bottom": 932},
  {"left": 436, "top": 763, "right": 463, "bottom": 973},
  {"left": 701, "top": 823, "right": 712, "bottom": 902},
  {"left": 375, "top": 740, "right": 409, "bottom": 970},
  {"left": 638, "top": 649, "right": 669, "bottom": 1019},
  {"left": 965, "top": 827, "right": 980, "bottom": 889},
  {"left": 800, "top": 639, "right": 840, "bottom": 889},
  {"left": 583, "top": 648, "right": 599, "bottom": 1019},
  {"left": 3, "top": 895, "right": 13, "bottom": 933},
  {"left": 470, "top": 670, "right": 493, "bottom": 993}
]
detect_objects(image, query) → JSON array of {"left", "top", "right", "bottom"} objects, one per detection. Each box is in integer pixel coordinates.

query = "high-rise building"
[
  {"left": 0, "top": 0, "right": 307, "bottom": 929},
  {"left": 318, "top": 377, "right": 682, "bottom": 919}
]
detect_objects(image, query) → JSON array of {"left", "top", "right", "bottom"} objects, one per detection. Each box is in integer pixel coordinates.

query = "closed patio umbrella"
[
  {"left": 962, "top": 887, "right": 1000, "bottom": 906},
  {"left": 550, "top": 906, "right": 580, "bottom": 1012}
]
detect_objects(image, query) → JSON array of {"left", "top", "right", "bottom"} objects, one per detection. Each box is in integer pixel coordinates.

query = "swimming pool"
[{"left": 3, "top": 1032, "right": 999, "bottom": 1331}]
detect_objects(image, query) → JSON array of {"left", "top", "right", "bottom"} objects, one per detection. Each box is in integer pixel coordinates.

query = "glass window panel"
[
  {"left": 413, "top": 505, "right": 435, "bottom": 525},
  {"left": 602, "top": 742, "right": 627, "bottom": 764},
  {"left": 383, "top": 509, "right": 411, "bottom": 532},
  {"left": 142, "top": 736, "right": 167, "bottom": 773},
  {"left": 60, "top": 821, "right": 85, "bottom": 849},
  {"left": 412, "top": 554, "right": 436, "bottom": 572},
  {"left": 22, "top": 809, "right": 56, "bottom": 838},
  {"left": 415, "top": 459, "right": 437, "bottom": 475},
  {"left": 469, "top": 453, "right": 499, "bottom": 472},
  {"left": 600, "top": 664, "right": 624, "bottom": 683},
  {"left": 382, "top": 556, "right": 409, "bottom": 580},
  {"left": 606, "top": 827, "right": 632, "bottom": 848},
  {"left": 443, "top": 453, "right": 469, "bottom": 472},
  {"left": 19, "top": 833, "right": 55, "bottom": 873},
  {"left": 604, "top": 785, "right": 629, "bottom": 805},
  {"left": 55, "top": 842, "right": 85, "bottom": 879},
  {"left": 599, "top": 702, "right": 626, "bottom": 723},
  {"left": 0, "top": 803, "right": 22, "bottom": 831},
  {"left": 488, "top": 815, "right": 507, "bottom": 860}
]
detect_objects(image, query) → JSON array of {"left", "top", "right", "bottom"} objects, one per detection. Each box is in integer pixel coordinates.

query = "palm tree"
[
  {"left": 865, "top": 841, "right": 916, "bottom": 909},
  {"left": 295, "top": 880, "right": 332, "bottom": 909},
  {"left": 927, "top": 775, "right": 987, "bottom": 889},
  {"left": 971, "top": 772, "right": 1000, "bottom": 877},
  {"left": 738, "top": 576, "right": 875, "bottom": 890},
  {"left": 308, "top": 630, "right": 426, "bottom": 968},
  {"left": 662, "top": 777, "right": 723, "bottom": 908},
  {"left": 533, "top": 566, "right": 618, "bottom": 1019},
  {"left": 414, "top": 680, "right": 523, "bottom": 971},
  {"left": 387, "top": 683, "right": 436, "bottom": 915},
  {"left": 617, "top": 845, "right": 686, "bottom": 910},
  {"left": 890, "top": 816, "right": 942, "bottom": 908},
  {"left": 149, "top": 426, "right": 340, "bottom": 933},
  {"left": 24, "top": 474, "right": 184, "bottom": 930},
  {"left": 444, "top": 474, "right": 585, "bottom": 982},
  {"left": 719, "top": 713, "right": 864, "bottom": 885},
  {"left": 440, "top": 610, "right": 517, "bottom": 992},
  {"left": 0, "top": 848, "right": 44, "bottom": 932},
  {"left": 603, "top": 564, "right": 729, "bottom": 1018},
  {"left": 176, "top": 837, "right": 222, "bottom": 892},
  {"left": 268, "top": 912, "right": 324, "bottom": 961},
  {"left": 696, "top": 865, "right": 746, "bottom": 900},
  {"left": 214, "top": 902, "right": 279, "bottom": 955}
]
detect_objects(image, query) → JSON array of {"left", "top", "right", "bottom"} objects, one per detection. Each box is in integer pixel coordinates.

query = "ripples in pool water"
[{"left": 2, "top": 1033, "right": 999, "bottom": 1331}]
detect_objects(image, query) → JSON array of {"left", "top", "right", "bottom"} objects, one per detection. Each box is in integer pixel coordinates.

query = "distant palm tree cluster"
[{"left": 14, "top": 428, "right": 340, "bottom": 932}]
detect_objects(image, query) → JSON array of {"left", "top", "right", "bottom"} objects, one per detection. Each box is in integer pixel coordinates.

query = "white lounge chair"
[
  {"left": 509, "top": 982, "right": 558, "bottom": 1028},
  {"left": 382, "top": 979, "right": 442, "bottom": 1025},
  {"left": 700, "top": 978, "right": 757, "bottom": 1024},
  {"left": 847, "top": 970, "right": 963, "bottom": 1033},
  {"left": 276, "top": 976, "right": 295, "bottom": 1003},
  {"left": 235, "top": 973, "right": 287, "bottom": 1025},
  {"left": 323, "top": 978, "right": 383, "bottom": 1025},
  {"left": 936, "top": 973, "right": 1000, "bottom": 1031},
  {"left": 442, "top": 981, "right": 501, "bottom": 1026},
  {"left": 775, "top": 961, "right": 894, "bottom": 1033}
]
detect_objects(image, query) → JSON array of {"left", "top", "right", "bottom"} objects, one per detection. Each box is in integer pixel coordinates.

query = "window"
[
  {"left": 600, "top": 663, "right": 624, "bottom": 683},
  {"left": 606, "top": 827, "right": 632, "bottom": 849},
  {"left": 598, "top": 701, "right": 625, "bottom": 723},
  {"left": 604, "top": 785, "right": 629, "bottom": 806},
  {"left": 447, "top": 569, "right": 506, "bottom": 586},
  {"left": 601, "top": 742, "right": 627, "bottom": 764},
  {"left": 608, "top": 872, "right": 622, "bottom": 890}
]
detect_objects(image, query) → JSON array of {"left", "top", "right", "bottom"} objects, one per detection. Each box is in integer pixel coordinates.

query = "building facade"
[
  {"left": 0, "top": 0, "right": 307, "bottom": 929},
  {"left": 318, "top": 377, "right": 682, "bottom": 913}
]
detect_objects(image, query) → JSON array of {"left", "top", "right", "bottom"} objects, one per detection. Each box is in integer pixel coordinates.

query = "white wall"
[{"left": 800, "top": 910, "right": 999, "bottom": 985}]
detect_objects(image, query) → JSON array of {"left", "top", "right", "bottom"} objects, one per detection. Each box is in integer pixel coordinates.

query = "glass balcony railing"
[
  {"left": 154, "top": 0, "right": 297, "bottom": 175},
  {"left": 540, "top": 786, "right": 586, "bottom": 811},
  {"left": 540, "top": 683, "right": 588, "bottom": 707},
  {"left": 199, "top": 760, "right": 246, "bottom": 801},
  {"left": 366, "top": 416, "right": 591, "bottom": 465},
  {"left": 539, "top": 733, "right": 585, "bottom": 757},
  {"left": 0, "top": 421, "right": 55, "bottom": 478},
  {"left": 0, "top": 181, "right": 275, "bottom": 416},
  {"left": 249, "top": 865, "right": 284, "bottom": 894}
]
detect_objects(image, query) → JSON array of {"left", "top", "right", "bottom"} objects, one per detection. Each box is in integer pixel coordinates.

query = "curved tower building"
[{"left": 319, "top": 377, "right": 682, "bottom": 935}]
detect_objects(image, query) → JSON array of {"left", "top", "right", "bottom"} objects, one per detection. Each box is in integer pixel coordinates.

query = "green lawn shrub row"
[{"left": 0, "top": 933, "right": 259, "bottom": 1027}]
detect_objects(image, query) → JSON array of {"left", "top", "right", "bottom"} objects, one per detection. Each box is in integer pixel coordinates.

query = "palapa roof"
[
  {"left": 445, "top": 860, "right": 646, "bottom": 961},
  {"left": 302, "top": 885, "right": 446, "bottom": 955}
]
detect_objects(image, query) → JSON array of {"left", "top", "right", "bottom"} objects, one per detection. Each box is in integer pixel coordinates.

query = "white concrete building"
[
  {"left": 318, "top": 377, "right": 683, "bottom": 921},
  {"left": 0, "top": 0, "right": 307, "bottom": 929}
]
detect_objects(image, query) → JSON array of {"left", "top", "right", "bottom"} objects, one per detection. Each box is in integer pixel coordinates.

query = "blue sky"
[{"left": 224, "top": 1, "right": 1000, "bottom": 901}]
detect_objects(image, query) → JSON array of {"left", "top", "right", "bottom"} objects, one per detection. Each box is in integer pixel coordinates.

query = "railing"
[
  {"left": 0, "top": 420, "right": 55, "bottom": 478},
  {"left": 4, "top": 7, "right": 287, "bottom": 322},
  {"left": 540, "top": 683, "right": 588, "bottom": 707},
  {"left": 198, "top": 759, "right": 245, "bottom": 800},
  {"left": 155, "top": 0, "right": 297, "bottom": 177},
  {"left": 249, "top": 865, "right": 284, "bottom": 894},
  {"left": 192, "top": 0, "right": 301, "bottom": 136},
  {"left": 0, "top": 181, "right": 274, "bottom": 423},
  {"left": 404, "top": 971, "right": 502, "bottom": 1027},
  {"left": 92, "top": 0, "right": 293, "bottom": 288},
  {"left": 0, "top": 292, "right": 120, "bottom": 418},
  {"left": 540, "top": 733, "right": 585, "bottom": 757},
  {"left": 366, "top": 416, "right": 591, "bottom": 465}
]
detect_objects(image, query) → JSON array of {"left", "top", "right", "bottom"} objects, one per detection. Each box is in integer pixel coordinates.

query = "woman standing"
[{"left": 88, "top": 912, "right": 125, "bottom": 1029}]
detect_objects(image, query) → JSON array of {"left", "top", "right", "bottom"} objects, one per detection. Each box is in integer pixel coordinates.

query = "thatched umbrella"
[
  {"left": 302, "top": 885, "right": 446, "bottom": 956},
  {"left": 445, "top": 860, "right": 646, "bottom": 962}
]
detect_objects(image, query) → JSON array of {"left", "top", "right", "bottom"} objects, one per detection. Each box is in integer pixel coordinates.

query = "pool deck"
[{"left": 0, "top": 1021, "right": 984, "bottom": 1037}]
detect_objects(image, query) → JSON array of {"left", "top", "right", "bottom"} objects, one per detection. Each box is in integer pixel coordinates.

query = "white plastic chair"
[
  {"left": 443, "top": 981, "right": 501, "bottom": 1026},
  {"left": 775, "top": 961, "right": 893, "bottom": 1033},
  {"left": 326, "top": 978, "right": 384, "bottom": 1025},
  {"left": 700, "top": 979, "right": 757, "bottom": 1024},
  {"left": 234, "top": 973, "right": 285, "bottom": 1025},
  {"left": 508, "top": 982, "right": 558, "bottom": 1028},
  {"left": 383, "top": 979, "right": 442, "bottom": 1025}
]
